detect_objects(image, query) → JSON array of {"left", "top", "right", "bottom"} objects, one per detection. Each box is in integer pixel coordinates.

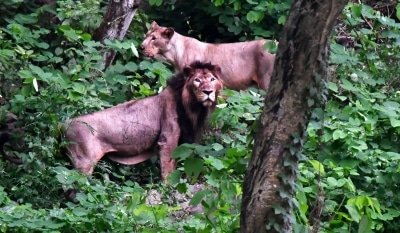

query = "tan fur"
[
  {"left": 65, "top": 62, "right": 223, "bottom": 180},
  {"left": 141, "top": 21, "right": 276, "bottom": 90}
]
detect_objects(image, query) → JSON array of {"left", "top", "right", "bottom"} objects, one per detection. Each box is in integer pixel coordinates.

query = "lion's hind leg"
[{"left": 66, "top": 140, "right": 104, "bottom": 175}]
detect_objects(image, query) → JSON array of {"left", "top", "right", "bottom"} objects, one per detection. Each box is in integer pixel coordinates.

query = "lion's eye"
[
  {"left": 151, "top": 36, "right": 156, "bottom": 40},
  {"left": 194, "top": 78, "right": 201, "bottom": 83},
  {"left": 210, "top": 77, "right": 216, "bottom": 82}
]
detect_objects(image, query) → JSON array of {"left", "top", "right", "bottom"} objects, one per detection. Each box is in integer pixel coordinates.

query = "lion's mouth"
[
  {"left": 202, "top": 99, "right": 214, "bottom": 107},
  {"left": 198, "top": 93, "right": 215, "bottom": 107},
  {"left": 142, "top": 50, "right": 155, "bottom": 58}
]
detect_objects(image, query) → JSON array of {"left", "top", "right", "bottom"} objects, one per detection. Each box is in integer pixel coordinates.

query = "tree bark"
[
  {"left": 240, "top": 1, "right": 348, "bottom": 232},
  {"left": 93, "top": 0, "right": 140, "bottom": 70},
  {"left": 34, "top": 0, "right": 56, "bottom": 5}
]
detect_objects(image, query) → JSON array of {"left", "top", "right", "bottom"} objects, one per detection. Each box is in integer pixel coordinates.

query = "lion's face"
[
  {"left": 185, "top": 66, "right": 223, "bottom": 107},
  {"left": 141, "top": 22, "right": 174, "bottom": 60}
]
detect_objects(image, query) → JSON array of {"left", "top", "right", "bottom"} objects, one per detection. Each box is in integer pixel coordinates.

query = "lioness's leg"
[{"left": 257, "top": 52, "right": 275, "bottom": 90}]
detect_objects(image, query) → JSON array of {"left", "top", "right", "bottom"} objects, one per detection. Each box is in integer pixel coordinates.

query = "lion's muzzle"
[{"left": 197, "top": 90, "right": 216, "bottom": 107}]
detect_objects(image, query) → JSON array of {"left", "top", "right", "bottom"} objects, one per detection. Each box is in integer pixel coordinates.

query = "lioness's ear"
[
  {"left": 212, "top": 65, "right": 222, "bottom": 79},
  {"left": 162, "top": 27, "right": 174, "bottom": 39},
  {"left": 150, "top": 21, "right": 159, "bottom": 29}
]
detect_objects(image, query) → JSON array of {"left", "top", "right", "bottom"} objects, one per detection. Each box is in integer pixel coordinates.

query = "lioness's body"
[
  {"left": 65, "top": 62, "right": 223, "bottom": 179},
  {"left": 141, "top": 22, "right": 275, "bottom": 90}
]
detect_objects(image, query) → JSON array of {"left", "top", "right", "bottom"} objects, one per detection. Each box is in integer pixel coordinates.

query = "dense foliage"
[{"left": 0, "top": 0, "right": 399, "bottom": 232}]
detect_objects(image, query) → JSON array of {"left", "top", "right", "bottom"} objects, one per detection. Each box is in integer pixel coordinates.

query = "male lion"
[
  {"left": 65, "top": 62, "right": 223, "bottom": 180},
  {"left": 141, "top": 21, "right": 275, "bottom": 90}
]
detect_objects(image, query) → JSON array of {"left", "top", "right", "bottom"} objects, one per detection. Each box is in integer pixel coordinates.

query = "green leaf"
[
  {"left": 167, "top": 170, "right": 181, "bottom": 185},
  {"left": 72, "top": 82, "right": 86, "bottom": 94},
  {"left": 390, "top": 118, "right": 400, "bottom": 127},
  {"left": 333, "top": 94, "right": 347, "bottom": 101},
  {"left": 205, "top": 156, "right": 225, "bottom": 170},
  {"left": 330, "top": 43, "right": 359, "bottom": 65},
  {"left": 332, "top": 129, "right": 346, "bottom": 140},
  {"left": 358, "top": 215, "right": 372, "bottom": 233},
  {"left": 176, "top": 183, "right": 188, "bottom": 193},
  {"left": 396, "top": 3, "right": 400, "bottom": 20},
  {"left": 72, "top": 207, "right": 89, "bottom": 217},
  {"left": 345, "top": 204, "right": 361, "bottom": 222},
  {"left": 384, "top": 152, "right": 400, "bottom": 160},
  {"left": 327, "top": 81, "right": 338, "bottom": 92},
  {"left": 263, "top": 40, "right": 278, "bottom": 54},
  {"left": 340, "top": 79, "right": 356, "bottom": 91},
  {"left": 61, "top": 27, "right": 81, "bottom": 41},
  {"left": 383, "top": 101, "right": 400, "bottom": 112},
  {"left": 361, "top": 4, "right": 378, "bottom": 19},
  {"left": 190, "top": 190, "right": 209, "bottom": 206},
  {"left": 131, "top": 42, "right": 139, "bottom": 57},
  {"left": 326, "top": 177, "right": 338, "bottom": 187},
  {"left": 212, "top": 143, "right": 223, "bottom": 151},
  {"left": 80, "top": 33, "right": 91, "bottom": 41},
  {"left": 381, "top": 209, "right": 400, "bottom": 221},
  {"left": 309, "top": 160, "right": 325, "bottom": 175},
  {"left": 184, "top": 157, "right": 204, "bottom": 179},
  {"left": 246, "top": 0, "right": 258, "bottom": 5},
  {"left": 213, "top": 0, "right": 224, "bottom": 7},
  {"left": 29, "top": 64, "right": 44, "bottom": 76},
  {"left": 149, "top": 0, "right": 162, "bottom": 6},
  {"left": 0, "top": 186, "right": 9, "bottom": 205},
  {"left": 277, "top": 15, "right": 286, "bottom": 25},
  {"left": 351, "top": 4, "right": 362, "bottom": 17},
  {"left": 345, "top": 178, "right": 356, "bottom": 193},
  {"left": 172, "top": 144, "right": 193, "bottom": 160},
  {"left": 352, "top": 140, "right": 368, "bottom": 151},
  {"left": 125, "top": 62, "right": 138, "bottom": 72},
  {"left": 36, "top": 42, "right": 49, "bottom": 49},
  {"left": 205, "top": 172, "right": 220, "bottom": 187},
  {"left": 246, "top": 11, "right": 264, "bottom": 23},
  {"left": 32, "top": 78, "right": 39, "bottom": 92},
  {"left": 378, "top": 16, "right": 400, "bottom": 28}
]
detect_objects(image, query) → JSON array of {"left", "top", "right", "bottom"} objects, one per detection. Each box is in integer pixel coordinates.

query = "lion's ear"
[
  {"left": 183, "top": 66, "right": 193, "bottom": 78},
  {"left": 162, "top": 27, "right": 174, "bottom": 39},
  {"left": 150, "top": 21, "right": 159, "bottom": 29}
]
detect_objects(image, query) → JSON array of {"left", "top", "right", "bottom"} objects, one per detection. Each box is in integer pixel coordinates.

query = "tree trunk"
[
  {"left": 93, "top": 0, "right": 140, "bottom": 70},
  {"left": 34, "top": 0, "right": 56, "bottom": 5},
  {"left": 240, "top": 1, "right": 348, "bottom": 232}
]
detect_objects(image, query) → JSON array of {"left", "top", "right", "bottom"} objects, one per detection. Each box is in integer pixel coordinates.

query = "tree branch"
[{"left": 93, "top": 0, "right": 140, "bottom": 70}]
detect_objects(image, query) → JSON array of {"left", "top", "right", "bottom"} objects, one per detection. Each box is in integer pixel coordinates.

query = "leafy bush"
[{"left": 295, "top": 3, "right": 400, "bottom": 232}]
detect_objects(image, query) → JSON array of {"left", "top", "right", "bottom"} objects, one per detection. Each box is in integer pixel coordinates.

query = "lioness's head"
[
  {"left": 183, "top": 62, "right": 223, "bottom": 107},
  {"left": 141, "top": 21, "right": 174, "bottom": 59}
]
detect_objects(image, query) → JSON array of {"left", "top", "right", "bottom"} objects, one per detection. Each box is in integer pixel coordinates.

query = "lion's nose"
[
  {"left": 203, "top": 90, "right": 212, "bottom": 95},
  {"left": 140, "top": 43, "right": 145, "bottom": 50}
]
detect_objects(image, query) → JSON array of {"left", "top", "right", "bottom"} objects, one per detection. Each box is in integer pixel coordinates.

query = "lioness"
[
  {"left": 65, "top": 62, "right": 223, "bottom": 180},
  {"left": 141, "top": 21, "right": 275, "bottom": 90}
]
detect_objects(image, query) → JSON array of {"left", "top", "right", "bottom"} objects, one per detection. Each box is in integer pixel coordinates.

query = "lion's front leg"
[
  {"left": 158, "top": 119, "right": 180, "bottom": 181},
  {"left": 158, "top": 141, "right": 177, "bottom": 180}
]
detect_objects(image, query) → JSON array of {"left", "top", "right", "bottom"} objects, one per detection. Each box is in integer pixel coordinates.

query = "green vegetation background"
[{"left": 0, "top": 0, "right": 400, "bottom": 232}]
